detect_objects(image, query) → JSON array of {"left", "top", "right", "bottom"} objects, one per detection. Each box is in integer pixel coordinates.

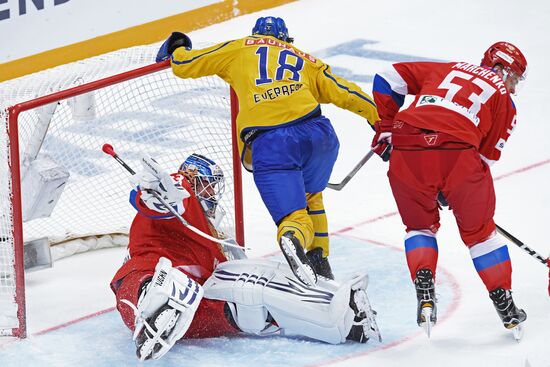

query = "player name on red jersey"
[
  {"left": 452, "top": 62, "right": 508, "bottom": 95},
  {"left": 244, "top": 37, "right": 317, "bottom": 63}
]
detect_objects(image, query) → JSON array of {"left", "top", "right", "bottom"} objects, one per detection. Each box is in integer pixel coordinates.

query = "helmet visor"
[{"left": 502, "top": 65, "right": 527, "bottom": 96}]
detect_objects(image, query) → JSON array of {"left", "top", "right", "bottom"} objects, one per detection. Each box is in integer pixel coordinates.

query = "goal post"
[{"left": 1, "top": 59, "right": 244, "bottom": 338}]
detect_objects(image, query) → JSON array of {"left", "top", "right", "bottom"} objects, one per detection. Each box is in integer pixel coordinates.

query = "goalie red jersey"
[
  {"left": 110, "top": 171, "right": 237, "bottom": 339},
  {"left": 373, "top": 61, "right": 518, "bottom": 164},
  {"left": 112, "top": 174, "right": 227, "bottom": 284}
]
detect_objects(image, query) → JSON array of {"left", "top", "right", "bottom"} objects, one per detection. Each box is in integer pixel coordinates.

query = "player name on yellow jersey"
[
  {"left": 244, "top": 37, "right": 316, "bottom": 62},
  {"left": 253, "top": 83, "right": 303, "bottom": 103}
]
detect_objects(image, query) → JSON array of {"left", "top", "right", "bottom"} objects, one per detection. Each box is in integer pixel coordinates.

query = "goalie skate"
[
  {"left": 347, "top": 285, "right": 382, "bottom": 342},
  {"left": 279, "top": 231, "right": 317, "bottom": 286},
  {"left": 415, "top": 269, "right": 437, "bottom": 337}
]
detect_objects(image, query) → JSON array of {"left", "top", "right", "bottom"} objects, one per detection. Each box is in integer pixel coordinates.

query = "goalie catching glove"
[
  {"left": 131, "top": 154, "right": 190, "bottom": 215},
  {"left": 121, "top": 257, "right": 204, "bottom": 360}
]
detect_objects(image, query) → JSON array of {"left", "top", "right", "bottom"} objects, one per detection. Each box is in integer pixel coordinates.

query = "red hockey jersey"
[
  {"left": 372, "top": 61, "right": 517, "bottom": 164},
  {"left": 111, "top": 173, "right": 227, "bottom": 287}
]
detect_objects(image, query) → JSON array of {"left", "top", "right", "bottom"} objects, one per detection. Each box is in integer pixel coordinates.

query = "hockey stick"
[
  {"left": 440, "top": 196, "right": 547, "bottom": 265},
  {"left": 495, "top": 224, "right": 548, "bottom": 265},
  {"left": 102, "top": 144, "right": 249, "bottom": 251},
  {"left": 327, "top": 149, "right": 375, "bottom": 191},
  {"left": 496, "top": 224, "right": 550, "bottom": 296}
]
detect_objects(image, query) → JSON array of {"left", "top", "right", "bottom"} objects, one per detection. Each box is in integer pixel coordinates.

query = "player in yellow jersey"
[{"left": 156, "top": 16, "right": 380, "bottom": 286}]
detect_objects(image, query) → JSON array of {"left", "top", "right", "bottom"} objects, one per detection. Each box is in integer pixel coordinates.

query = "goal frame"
[{"left": 4, "top": 60, "right": 244, "bottom": 338}]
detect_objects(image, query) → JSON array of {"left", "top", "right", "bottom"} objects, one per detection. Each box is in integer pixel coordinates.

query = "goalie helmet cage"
[{"left": 0, "top": 60, "right": 244, "bottom": 338}]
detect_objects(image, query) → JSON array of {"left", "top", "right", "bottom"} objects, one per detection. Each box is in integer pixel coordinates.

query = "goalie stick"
[
  {"left": 102, "top": 144, "right": 249, "bottom": 251},
  {"left": 327, "top": 149, "right": 375, "bottom": 191}
]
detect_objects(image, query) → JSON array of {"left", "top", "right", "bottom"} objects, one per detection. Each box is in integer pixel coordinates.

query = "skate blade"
[
  {"left": 511, "top": 323, "right": 524, "bottom": 342},
  {"left": 419, "top": 307, "right": 435, "bottom": 338},
  {"left": 280, "top": 237, "right": 317, "bottom": 286},
  {"left": 365, "top": 319, "right": 382, "bottom": 342},
  {"left": 364, "top": 302, "right": 382, "bottom": 342}
]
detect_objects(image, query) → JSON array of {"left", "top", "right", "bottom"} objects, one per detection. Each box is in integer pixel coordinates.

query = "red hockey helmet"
[{"left": 481, "top": 42, "right": 527, "bottom": 94}]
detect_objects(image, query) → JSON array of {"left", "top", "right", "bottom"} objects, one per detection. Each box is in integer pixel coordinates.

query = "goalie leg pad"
[
  {"left": 203, "top": 259, "right": 380, "bottom": 344},
  {"left": 223, "top": 302, "right": 279, "bottom": 335},
  {"left": 122, "top": 257, "right": 204, "bottom": 360}
]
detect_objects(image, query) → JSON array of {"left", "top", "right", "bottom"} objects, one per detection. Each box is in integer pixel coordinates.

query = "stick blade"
[{"left": 326, "top": 182, "right": 343, "bottom": 191}]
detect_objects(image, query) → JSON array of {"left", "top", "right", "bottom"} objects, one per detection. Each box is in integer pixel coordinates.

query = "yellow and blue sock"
[
  {"left": 277, "top": 208, "right": 313, "bottom": 250},
  {"left": 306, "top": 192, "right": 329, "bottom": 257}
]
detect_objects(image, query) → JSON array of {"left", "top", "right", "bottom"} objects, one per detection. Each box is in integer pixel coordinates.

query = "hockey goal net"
[{"left": 0, "top": 46, "right": 243, "bottom": 338}]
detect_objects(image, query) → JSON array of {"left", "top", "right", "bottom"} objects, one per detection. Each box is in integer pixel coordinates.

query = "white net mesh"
[{"left": 0, "top": 43, "right": 238, "bottom": 335}]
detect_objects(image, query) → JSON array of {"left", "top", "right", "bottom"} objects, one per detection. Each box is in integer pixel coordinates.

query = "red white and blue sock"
[
  {"left": 469, "top": 234, "right": 512, "bottom": 291},
  {"left": 405, "top": 230, "right": 439, "bottom": 281}
]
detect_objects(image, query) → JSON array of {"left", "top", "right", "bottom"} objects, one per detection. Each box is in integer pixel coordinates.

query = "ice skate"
[
  {"left": 347, "top": 286, "right": 382, "bottom": 343},
  {"left": 306, "top": 247, "right": 334, "bottom": 280},
  {"left": 414, "top": 268, "right": 437, "bottom": 337},
  {"left": 279, "top": 231, "right": 317, "bottom": 286},
  {"left": 489, "top": 288, "right": 527, "bottom": 341}
]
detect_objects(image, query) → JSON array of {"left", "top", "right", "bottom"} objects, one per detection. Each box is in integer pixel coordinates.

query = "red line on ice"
[
  {"left": 493, "top": 158, "right": 550, "bottom": 181},
  {"left": 33, "top": 307, "right": 116, "bottom": 336}
]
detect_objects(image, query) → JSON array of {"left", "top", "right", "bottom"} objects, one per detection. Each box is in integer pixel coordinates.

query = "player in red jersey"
[
  {"left": 371, "top": 42, "right": 528, "bottom": 336},
  {"left": 110, "top": 153, "right": 380, "bottom": 360},
  {"left": 110, "top": 153, "right": 241, "bottom": 359}
]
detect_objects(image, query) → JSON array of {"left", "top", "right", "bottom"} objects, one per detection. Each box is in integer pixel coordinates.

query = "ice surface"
[
  {"left": 0, "top": 237, "right": 458, "bottom": 366},
  {"left": 1, "top": 0, "right": 549, "bottom": 366}
]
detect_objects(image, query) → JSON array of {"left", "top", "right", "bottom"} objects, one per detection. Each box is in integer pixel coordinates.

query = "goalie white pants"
[{"left": 203, "top": 258, "right": 369, "bottom": 344}]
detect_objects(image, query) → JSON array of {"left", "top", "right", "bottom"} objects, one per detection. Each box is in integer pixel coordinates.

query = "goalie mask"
[
  {"left": 179, "top": 154, "right": 225, "bottom": 219},
  {"left": 481, "top": 41, "right": 528, "bottom": 95},
  {"left": 252, "top": 16, "right": 293, "bottom": 43}
]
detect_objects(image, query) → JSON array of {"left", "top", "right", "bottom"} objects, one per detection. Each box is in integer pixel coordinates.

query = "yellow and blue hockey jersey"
[{"left": 171, "top": 35, "right": 379, "bottom": 169}]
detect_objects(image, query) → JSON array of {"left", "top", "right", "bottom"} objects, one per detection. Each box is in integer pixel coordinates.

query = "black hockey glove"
[{"left": 156, "top": 32, "right": 192, "bottom": 62}]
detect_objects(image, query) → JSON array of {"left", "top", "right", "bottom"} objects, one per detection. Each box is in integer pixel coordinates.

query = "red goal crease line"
[{"left": 33, "top": 307, "right": 116, "bottom": 337}]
